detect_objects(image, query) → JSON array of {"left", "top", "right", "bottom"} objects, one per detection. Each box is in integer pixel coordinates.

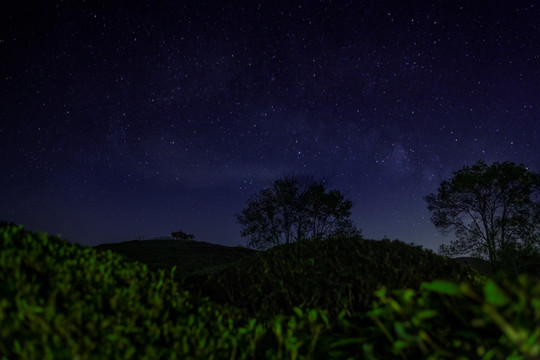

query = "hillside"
[
  {"left": 3, "top": 224, "right": 539, "bottom": 359},
  {"left": 95, "top": 239, "right": 256, "bottom": 276},
  {"left": 180, "top": 236, "right": 474, "bottom": 319},
  {"left": 0, "top": 224, "right": 266, "bottom": 358}
]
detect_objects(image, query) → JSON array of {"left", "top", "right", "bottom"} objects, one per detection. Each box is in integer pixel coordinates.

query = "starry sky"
[{"left": 1, "top": 1, "right": 539, "bottom": 250}]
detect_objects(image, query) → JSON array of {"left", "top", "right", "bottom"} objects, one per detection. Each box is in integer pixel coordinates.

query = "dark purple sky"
[{"left": 1, "top": 1, "right": 539, "bottom": 249}]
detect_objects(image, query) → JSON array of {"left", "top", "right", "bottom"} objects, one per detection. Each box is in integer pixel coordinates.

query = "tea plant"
[
  {"left": 182, "top": 236, "right": 473, "bottom": 319},
  {"left": 365, "top": 275, "right": 540, "bottom": 359},
  {"left": 0, "top": 224, "right": 266, "bottom": 359},
  {"left": 2, "top": 223, "right": 537, "bottom": 359}
]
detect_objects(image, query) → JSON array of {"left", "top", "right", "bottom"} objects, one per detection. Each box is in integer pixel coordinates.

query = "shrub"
[
  {"left": 2, "top": 224, "right": 537, "bottom": 359},
  {"left": 0, "top": 224, "right": 266, "bottom": 359},
  {"left": 181, "top": 236, "right": 473, "bottom": 319},
  {"left": 363, "top": 274, "right": 540, "bottom": 359}
]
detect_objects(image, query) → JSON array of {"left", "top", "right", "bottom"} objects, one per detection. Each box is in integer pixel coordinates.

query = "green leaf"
[
  {"left": 307, "top": 309, "right": 318, "bottom": 323},
  {"left": 394, "top": 322, "right": 417, "bottom": 342},
  {"left": 292, "top": 307, "right": 303, "bottom": 318},
  {"left": 412, "top": 309, "right": 438, "bottom": 326},
  {"left": 483, "top": 279, "right": 509, "bottom": 306}
]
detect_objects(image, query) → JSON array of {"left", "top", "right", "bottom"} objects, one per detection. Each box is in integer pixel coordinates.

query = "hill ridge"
[{"left": 94, "top": 238, "right": 256, "bottom": 276}]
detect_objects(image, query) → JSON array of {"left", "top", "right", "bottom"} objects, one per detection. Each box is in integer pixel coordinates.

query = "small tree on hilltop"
[
  {"left": 237, "top": 175, "right": 359, "bottom": 250},
  {"left": 171, "top": 230, "right": 195, "bottom": 241},
  {"left": 424, "top": 160, "right": 540, "bottom": 274}
]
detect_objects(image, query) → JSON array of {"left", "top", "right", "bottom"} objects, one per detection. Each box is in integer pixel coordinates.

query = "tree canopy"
[
  {"left": 424, "top": 160, "right": 540, "bottom": 274},
  {"left": 237, "top": 175, "right": 359, "bottom": 250},
  {"left": 171, "top": 230, "right": 195, "bottom": 241}
]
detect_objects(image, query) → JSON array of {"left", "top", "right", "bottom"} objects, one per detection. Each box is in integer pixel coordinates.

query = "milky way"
[{"left": 1, "top": 1, "right": 539, "bottom": 249}]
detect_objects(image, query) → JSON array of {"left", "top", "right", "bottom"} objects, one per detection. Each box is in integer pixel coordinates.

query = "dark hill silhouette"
[{"left": 95, "top": 239, "right": 256, "bottom": 276}]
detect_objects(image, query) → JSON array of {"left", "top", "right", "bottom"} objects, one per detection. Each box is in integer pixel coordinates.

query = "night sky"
[{"left": 1, "top": 1, "right": 539, "bottom": 250}]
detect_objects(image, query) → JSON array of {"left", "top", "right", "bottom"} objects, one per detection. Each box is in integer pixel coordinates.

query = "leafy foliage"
[
  {"left": 366, "top": 274, "right": 540, "bottom": 359},
  {"left": 425, "top": 160, "right": 540, "bottom": 274},
  {"left": 181, "top": 236, "right": 472, "bottom": 320},
  {"left": 237, "top": 175, "right": 359, "bottom": 250},
  {"left": 2, "top": 223, "right": 539, "bottom": 359},
  {"left": 0, "top": 224, "right": 265, "bottom": 359}
]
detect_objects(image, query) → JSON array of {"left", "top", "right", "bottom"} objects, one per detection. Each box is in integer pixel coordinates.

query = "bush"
[
  {"left": 181, "top": 236, "right": 473, "bottom": 320},
  {"left": 0, "top": 224, "right": 266, "bottom": 359},
  {"left": 2, "top": 224, "right": 537, "bottom": 359},
  {"left": 364, "top": 274, "right": 540, "bottom": 359}
]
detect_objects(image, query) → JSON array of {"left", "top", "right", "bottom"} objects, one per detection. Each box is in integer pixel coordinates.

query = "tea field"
[{"left": 1, "top": 223, "right": 539, "bottom": 359}]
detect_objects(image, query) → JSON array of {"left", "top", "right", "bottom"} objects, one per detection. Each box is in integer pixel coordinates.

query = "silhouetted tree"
[
  {"left": 237, "top": 175, "right": 359, "bottom": 250},
  {"left": 425, "top": 160, "right": 540, "bottom": 274},
  {"left": 171, "top": 230, "right": 195, "bottom": 241}
]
